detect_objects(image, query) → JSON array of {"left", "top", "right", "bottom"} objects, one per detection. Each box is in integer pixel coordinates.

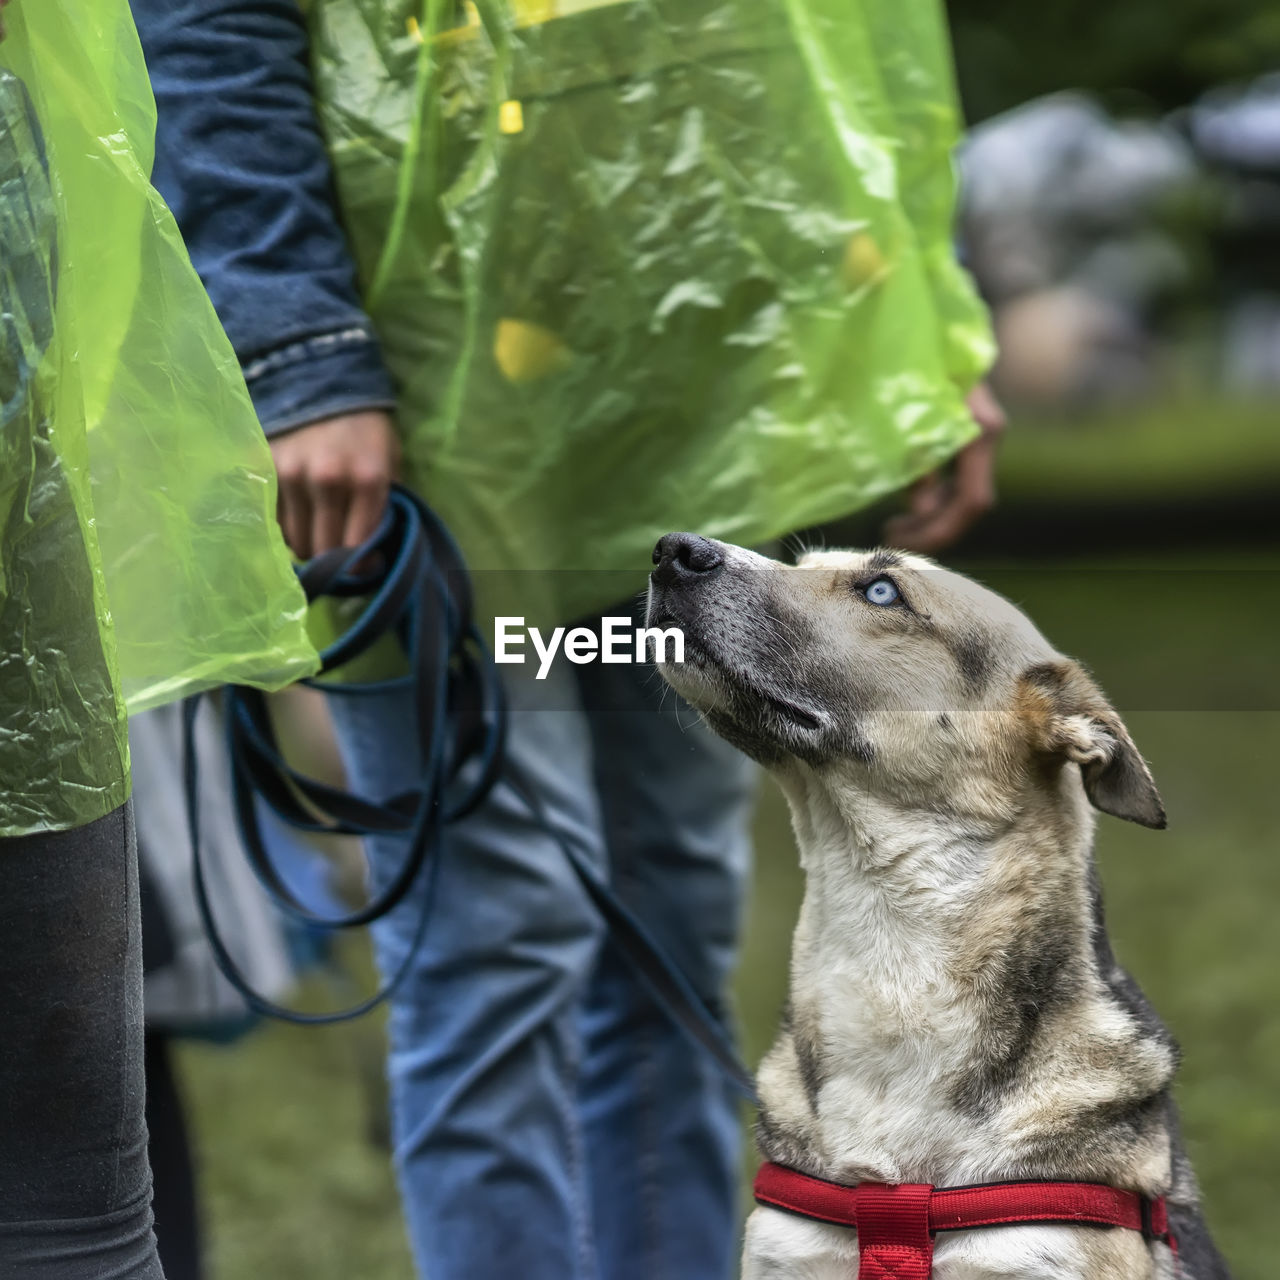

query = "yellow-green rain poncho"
[
  {"left": 0, "top": 1, "right": 317, "bottom": 836},
  {"left": 305, "top": 0, "right": 994, "bottom": 622}
]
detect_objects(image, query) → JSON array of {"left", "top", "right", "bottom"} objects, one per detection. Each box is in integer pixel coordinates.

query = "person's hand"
[
  {"left": 882, "top": 382, "right": 1006, "bottom": 554},
  {"left": 269, "top": 410, "right": 401, "bottom": 560}
]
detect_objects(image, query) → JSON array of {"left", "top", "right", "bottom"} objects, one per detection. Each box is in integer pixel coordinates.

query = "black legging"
[
  {"left": 145, "top": 1033, "right": 201, "bottom": 1280},
  {"left": 0, "top": 801, "right": 166, "bottom": 1279}
]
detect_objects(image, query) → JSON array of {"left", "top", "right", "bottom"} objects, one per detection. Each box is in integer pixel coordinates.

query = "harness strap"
[
  {"left": 754, "top": 1162, "right": 1176, "bottom": 1280},
  {"left": 854, "top": 1182, "right": 933, "bottom": 1280}
]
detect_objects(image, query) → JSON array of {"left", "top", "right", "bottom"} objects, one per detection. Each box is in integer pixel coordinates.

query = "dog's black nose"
[{"left": 651, "top": 532, "right": 724, "bottom": 586}]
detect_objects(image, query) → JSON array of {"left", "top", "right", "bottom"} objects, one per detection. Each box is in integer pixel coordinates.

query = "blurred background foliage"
[{"left": 949, "top": 0, "right": 1280, "bottom": 121}]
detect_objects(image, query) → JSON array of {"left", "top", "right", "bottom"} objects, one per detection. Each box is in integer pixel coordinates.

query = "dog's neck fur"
[{"left": 756, "top": 763, "right": 1177, "bottom": 1197}]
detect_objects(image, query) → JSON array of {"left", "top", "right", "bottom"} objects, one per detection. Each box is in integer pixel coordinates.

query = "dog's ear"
[{"left": 1019, "top": 661, "right": 1166, "bottom": 829}]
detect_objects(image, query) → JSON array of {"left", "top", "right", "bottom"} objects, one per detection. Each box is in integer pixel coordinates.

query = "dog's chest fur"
[{"left": 746, "top": 780, "right": 1185, "bottom": 1279}]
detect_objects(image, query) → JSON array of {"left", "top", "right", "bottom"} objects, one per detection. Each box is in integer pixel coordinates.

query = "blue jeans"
[{"left": 328, "top": 653, "right": 756, "bottom": 1280}]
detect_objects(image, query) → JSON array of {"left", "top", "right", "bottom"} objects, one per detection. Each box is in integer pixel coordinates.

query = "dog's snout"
[{"left": 651, "top": 532, "right": 724, "bottom": 587}]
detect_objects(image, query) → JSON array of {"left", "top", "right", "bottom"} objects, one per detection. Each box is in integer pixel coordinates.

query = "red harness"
[{"left": 754, "top": 1162, "right": 1177, "bottom": 1280}]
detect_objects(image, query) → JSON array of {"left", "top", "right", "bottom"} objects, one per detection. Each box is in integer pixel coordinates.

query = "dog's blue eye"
[{"left": 864, "top": 577, "right": 899, "bottom": 606}]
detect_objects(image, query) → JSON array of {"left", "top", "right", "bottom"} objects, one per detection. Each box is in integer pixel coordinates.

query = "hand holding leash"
[
  {"left": 269, "top": 409, "right": 401, "bottom": 559},
  {"left": 884, "top": 381, "right": 1006, "bottom": 552}
]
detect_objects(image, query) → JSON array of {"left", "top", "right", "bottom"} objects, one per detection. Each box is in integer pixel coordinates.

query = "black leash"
[{"left": 182, "top": 485, "right": 757, "bottom": 1100}]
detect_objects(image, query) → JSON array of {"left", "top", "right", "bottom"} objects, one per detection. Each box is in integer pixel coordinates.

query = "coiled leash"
[{"left": 183, "top": 485, "right": 756, "bottom": 1099}]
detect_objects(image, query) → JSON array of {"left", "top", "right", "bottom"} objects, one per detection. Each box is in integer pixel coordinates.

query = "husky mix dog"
[{"left": 649, "top": 534, "right": 1231, "bottom": 1280}]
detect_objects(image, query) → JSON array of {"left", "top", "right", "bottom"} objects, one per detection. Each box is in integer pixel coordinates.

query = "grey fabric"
[
  {"left": 0, "top": 801, "right": 166, "bottom": 1279},
  {"left": 130, "top": 700, "right": 293, "bottom": 1030}
]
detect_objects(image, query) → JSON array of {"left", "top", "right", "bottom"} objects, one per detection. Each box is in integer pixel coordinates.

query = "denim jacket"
[{"left": 130, "top": 0, "right": 396, "bottom": 435}]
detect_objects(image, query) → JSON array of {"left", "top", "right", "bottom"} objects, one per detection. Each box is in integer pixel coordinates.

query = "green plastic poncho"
[
  {"left": 0, "top": 0, "right": 318, "bottom": 837},
  {"left": 306, "top": 0, "right": 994, "bottom": 622}
]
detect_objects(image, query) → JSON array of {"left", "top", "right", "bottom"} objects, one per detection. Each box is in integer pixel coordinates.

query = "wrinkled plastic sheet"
[
  {"left": 0, "top": 1, "right": 317, "bottom": 836},
  {"left": 309, "top": 0, "right": 993, "bottom": 623}
]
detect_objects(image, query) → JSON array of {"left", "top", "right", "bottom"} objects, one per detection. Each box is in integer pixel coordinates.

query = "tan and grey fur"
[{"left": 647, "top": 536, "right": 1230, "bottom": 1280}]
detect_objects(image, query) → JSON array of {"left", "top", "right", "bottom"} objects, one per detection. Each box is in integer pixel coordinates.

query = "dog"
[{"left": 648, "top": 533, "right": 1231, "bottom": 1280}]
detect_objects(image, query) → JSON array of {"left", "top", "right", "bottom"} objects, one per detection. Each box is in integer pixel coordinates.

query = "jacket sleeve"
[{"left": 130, "top": 0, "right": 396, "bottom": 435}]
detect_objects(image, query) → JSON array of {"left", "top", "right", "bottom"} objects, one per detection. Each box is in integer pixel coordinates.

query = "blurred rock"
[
  {"left": 1190, "top": 73, "right": 1280, "bottom": 172},
  {"left": 961, "top": 92, "right": 1197, "bottom": 305},
  {"left": 960, "top": 93, "right": 1200, "bottom": 409},
  {"left": 1224, "top": 294, "right": 1280, "bottom": 391},
  {"left": 991, "top": 286, "right": 1153, "bottom": 409}
]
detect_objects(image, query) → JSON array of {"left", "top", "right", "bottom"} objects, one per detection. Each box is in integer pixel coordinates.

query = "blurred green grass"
[
  {"left": 994, "top": 398, "right": 1280, "bottom": 501},
  {"left": 177, "top": 547, "right": 1280, "bottom": 1280}
]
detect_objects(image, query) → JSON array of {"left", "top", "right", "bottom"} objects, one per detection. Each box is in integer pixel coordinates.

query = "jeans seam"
[
  {"left": 559, "top": 1004, "right": 598, "bottom": 1280},
  {"left": 551, "top": 830, "right": 599, "bottom": 1280},
  {"left": 636, "top": 1014, "right": 666, "bottom": 1280}
]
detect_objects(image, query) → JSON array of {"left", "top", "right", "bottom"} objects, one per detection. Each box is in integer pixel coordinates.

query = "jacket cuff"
[{"left": 243, "top": 326, "right": 397, "bottom": 437}]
